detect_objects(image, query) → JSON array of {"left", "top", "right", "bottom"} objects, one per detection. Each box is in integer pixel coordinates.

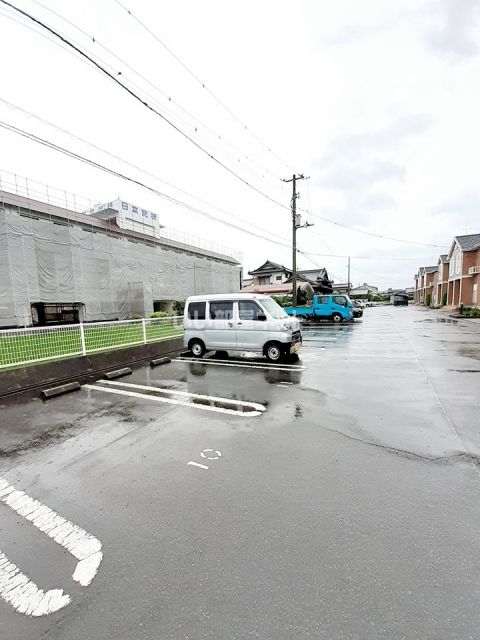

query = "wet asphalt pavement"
[{"left": 1, "top": 306, "right": 480, "bottom": 639}]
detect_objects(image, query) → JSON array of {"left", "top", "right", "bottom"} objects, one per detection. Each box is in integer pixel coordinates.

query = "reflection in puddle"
[{"left": 294, "top": 406, "right": 303, "bottom": 419}]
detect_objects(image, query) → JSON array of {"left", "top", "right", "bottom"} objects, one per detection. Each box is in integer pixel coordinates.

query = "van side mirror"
[{"left": 257, "top": 314, "right": 267, "bottom": 321}]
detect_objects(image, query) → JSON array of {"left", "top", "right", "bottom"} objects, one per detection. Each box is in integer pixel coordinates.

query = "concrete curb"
[{"left": 0, "top": 338, "right": 182, "bottom": 398}]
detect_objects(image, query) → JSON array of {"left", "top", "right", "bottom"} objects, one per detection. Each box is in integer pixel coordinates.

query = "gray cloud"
[
  {"left": 433, "top": 189, "right": 480, "bottom": 232},
  {"left": 425, "top": 0, "right": 480, "bottom": 59},
  {"left": 311, "top": 114, "right": 433, "bottom": 226}
]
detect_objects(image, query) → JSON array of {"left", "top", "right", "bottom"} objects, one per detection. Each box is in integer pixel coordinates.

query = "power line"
[
  {"left": 0, "top": 97, "right": 292, "bottom": 245},
  {"left": 300, "top": 206, "right": 447, "bottom": 249},
  {"left": 0, "top": 1, "right": 450, "bottom": 251},
  {"left": 0, "top": 119, "right": 296, "bottom": 250},
  {"left": 0, "top": 0, "right": 289, "bottom": 211},
  {"left": 298, "top": 250, "right": 436, "bottom": 261},
  {"left": 29, "top": 0, "right": 281, "bottom": 184},
  {"left": 113, "top": 0, "right": 293, "bottom": 174}
]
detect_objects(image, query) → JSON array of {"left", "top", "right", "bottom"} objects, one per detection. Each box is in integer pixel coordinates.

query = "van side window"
[
  {"left": 333, "top": 296, "right": 347, "bottom": 306},
  {"left": 188, "top": 301, "right": 206, "bottom": 320},
  {"left": 209, "top": 301, "right": 234, "bottom": 320},
  {"left": 317, "top": 296, "right": 329, "bottom": 304},
  {"left": 239, "top": 300, "right": 263, "bottom": 320}
]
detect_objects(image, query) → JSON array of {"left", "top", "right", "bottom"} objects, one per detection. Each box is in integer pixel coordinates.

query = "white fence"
[{"left": 0, "top": 316, "right": 184, "bottom": 370}]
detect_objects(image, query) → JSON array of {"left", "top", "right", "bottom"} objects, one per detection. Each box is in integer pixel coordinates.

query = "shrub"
[
  {"left": 463, "top": 306, "right": 480, "bottom": 317},
  {"left": 425, "top": 293, "right": 432, "bottom": 307},
  {"left": 150, "top": 311, "right": 169, "bottom": 318},
  {"left": 441, "top": 291, "right": 447, "bottom": 306},
  {"left": 173, "top": 300, "right": 185, "bottom": 316},
  {"left": 272, "top": 295, "right": 292, "bottom": 307}
]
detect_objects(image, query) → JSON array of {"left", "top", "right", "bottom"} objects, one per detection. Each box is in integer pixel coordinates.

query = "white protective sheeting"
[{"left": 0, "top": 208, "right": 240, "bottom": 327}]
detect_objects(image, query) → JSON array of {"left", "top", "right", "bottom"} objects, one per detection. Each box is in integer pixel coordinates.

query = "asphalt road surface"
[{"left": 1, "top": 306, "right": 480, "bottom": 639}]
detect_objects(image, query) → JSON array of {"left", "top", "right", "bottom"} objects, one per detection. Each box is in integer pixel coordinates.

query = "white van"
[{"left": 183, "top": 293, "right": 301, "bottom": 362}]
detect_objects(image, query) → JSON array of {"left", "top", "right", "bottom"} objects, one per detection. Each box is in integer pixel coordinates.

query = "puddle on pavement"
[{"left": 416, "top": 318, "right": 458, "bottom": 324}]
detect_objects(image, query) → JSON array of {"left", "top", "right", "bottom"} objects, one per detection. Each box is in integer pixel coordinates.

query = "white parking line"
[
  {"left": 175, "top": 357, "right": 306, "bottom": 372},
  {"left": 0, "top": 477, "right": 103, "bottom": 616},
  {"left": 84, "top": 383, "right": 266, "bottom": 417},
  {"left": 0, "top": 552, "right": 70, "bottom": 617}
]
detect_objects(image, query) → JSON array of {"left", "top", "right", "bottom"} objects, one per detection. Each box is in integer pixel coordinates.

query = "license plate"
[{"left": 290, "top": 342, "right": 300, "bottom": 353}]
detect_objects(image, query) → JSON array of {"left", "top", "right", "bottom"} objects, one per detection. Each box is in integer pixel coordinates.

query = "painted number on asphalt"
[{"left": 188, "top": 449, "right": 222, "bottom": 470}]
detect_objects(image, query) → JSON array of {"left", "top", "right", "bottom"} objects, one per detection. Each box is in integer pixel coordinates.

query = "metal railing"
[
  {"left": 0, "top": 316, "right": 184, "bottom": 370},
  {"left": 0, "top": 170, "right": 242, "bottom": 262}
]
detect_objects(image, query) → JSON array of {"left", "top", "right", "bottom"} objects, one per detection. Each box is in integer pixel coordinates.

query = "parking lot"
[{"left": 1, "top": 306, "right": 480, "bottom": 639}]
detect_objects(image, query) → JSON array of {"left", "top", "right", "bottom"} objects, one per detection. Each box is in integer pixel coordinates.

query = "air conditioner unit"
[{"left": 468, "top": 266, "right": 480, "bottom": 275}]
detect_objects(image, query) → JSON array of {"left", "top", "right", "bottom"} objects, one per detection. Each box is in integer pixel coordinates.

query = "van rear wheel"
[
  {"left": 331, "top": 312, "right": 342, "bottom": 323},
  {"left": 189, "top": 339, "right": 206, "bottom": 358},
  {"left": 265, "top": 342, "right": 284, "bottom": 363}
]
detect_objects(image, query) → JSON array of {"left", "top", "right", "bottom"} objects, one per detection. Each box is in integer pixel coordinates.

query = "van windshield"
[{"left": 259, "top": 297, "right": 288, "bottom": 319}]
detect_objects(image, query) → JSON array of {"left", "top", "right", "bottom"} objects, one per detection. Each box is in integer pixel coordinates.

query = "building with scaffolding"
[{"left": 0, "top": 177, "right": 241, "bottom": 328}]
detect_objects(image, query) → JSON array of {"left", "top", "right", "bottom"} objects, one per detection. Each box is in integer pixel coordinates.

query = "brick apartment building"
[{"left": 414, "top": 234, "right": 480, "bottom": 308}]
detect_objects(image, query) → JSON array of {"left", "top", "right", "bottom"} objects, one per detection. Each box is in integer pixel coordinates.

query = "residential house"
[
  {"left": 446, "top": 234, "right": 480, "bottom": 307},
  {"left": 433, "top": 255, "right": 449, "bottom": 307},
  {"left": 413, "top": 265, "right": 437, "bottom": 305},
  {"left": 331, "top": 283, "right": 350, "bottom": 294},
  {"left": 242, "top": 260, "right": 332, "bottom": 296},
  {"left": 349, "top": 282, "right": 378, "bottom": 298}
]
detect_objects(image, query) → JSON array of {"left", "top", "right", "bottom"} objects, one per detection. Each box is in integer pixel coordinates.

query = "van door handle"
[
  {"left": 237, "top": 322, "right": 242, "bottom": 325},
  {"left": 228, "top": 322, "right": 234, "bottom": 328}
]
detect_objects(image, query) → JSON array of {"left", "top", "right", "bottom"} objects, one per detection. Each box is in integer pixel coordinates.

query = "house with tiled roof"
[
  {"left": 413, "top": 265, "right": 437, "bottom": 304},
  {"left": 446, "top": 234, "right": 480, "bottom": 307},
  {"left": 241, "top": 259, "right": 332, "bottom": 296}
]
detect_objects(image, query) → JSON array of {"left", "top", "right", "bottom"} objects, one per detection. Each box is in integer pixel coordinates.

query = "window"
[
  {"left": 209, "top": 301, "right": 234, "bottom": 320},
  {"left": 132, "top": 206, "right": 138, "bottom": 214},
  {"left": 142, "top": 209, "right": 148, "bottom": 217},
  {"left": 151, "top": 213, "right": 157, "bottom": 221},
  {"left": 239, "top": 301, "right": 263, "bottom": 320},
  {"left": 259, "top": 297, "right": 287, "bottom": 319},
  {"left": 333, "top": 295, "right": 347, "bottom": 306},
  {"left": 188, "top": 301, "right": 206, "bottom": 320},
  {"left": 259, "top": 276, "right": 270, "bottom": 285},
  {"left": 122, "top": 202, "right": 128, "bottom": 210},
  {"left": 276, "top": 275, "right": 282, "bottom": 281},
  {"left": 317, "top": 296, "right": 329, "bottom": 304}
]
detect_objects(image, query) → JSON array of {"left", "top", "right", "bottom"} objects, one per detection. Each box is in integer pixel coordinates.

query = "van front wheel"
[
  {"left": 331, "top": 312, "right": 342, "bottom": 323},
  {"left": 265, "top": 342, "right": 284, "bottom": 363},
  {"left": 189, "top": 339, "right": 206, "bottom": 358}
]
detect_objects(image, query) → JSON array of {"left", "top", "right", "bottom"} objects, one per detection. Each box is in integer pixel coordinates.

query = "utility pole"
[
  {"left": 347, "top": 256, "right": 351, "bottom": 296},
  {"left": 282, "top": 174, "right": 311, "bottom": 306}
]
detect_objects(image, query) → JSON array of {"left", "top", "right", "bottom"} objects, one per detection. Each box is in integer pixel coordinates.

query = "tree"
[{"left": 425, "top": 293, "right": 432, "bottom": 307}]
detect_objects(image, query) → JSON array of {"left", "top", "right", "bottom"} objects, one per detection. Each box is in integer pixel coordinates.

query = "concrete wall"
[{"left": 0, "top": 337, "right": 183, "bottom": 397}]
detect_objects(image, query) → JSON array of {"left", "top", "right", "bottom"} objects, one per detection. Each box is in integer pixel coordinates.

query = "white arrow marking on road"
[{"left": 0, "top": 478, "right": 103, "bottom": 616}]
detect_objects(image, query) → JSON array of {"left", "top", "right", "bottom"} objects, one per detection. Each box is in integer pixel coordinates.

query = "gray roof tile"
[{"left": 455, "top": 234, "right": 480, "bottom": 251}]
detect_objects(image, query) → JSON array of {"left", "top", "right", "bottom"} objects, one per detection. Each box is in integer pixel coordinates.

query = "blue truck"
[{"left": 284, "top": 294, "right": 354, "bottom": 323}]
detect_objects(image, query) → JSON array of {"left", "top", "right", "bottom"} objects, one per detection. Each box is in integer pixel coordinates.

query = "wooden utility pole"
[
  {"left": 347, "top": 256, "right": 351, "bottom": 296},
  {"left": 282, "top": 174, "right": 310, "bottom": 306}
]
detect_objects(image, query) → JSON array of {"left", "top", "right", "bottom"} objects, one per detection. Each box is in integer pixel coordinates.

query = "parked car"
[
  {"left": 352, "top": 301, "right": 364, "bottom": 318},
  {"left": 183, "top": 293, "right": 301, "bottom": 362},
  {"left": 284, "top": 294, "right": 354, "bottom": 323}
]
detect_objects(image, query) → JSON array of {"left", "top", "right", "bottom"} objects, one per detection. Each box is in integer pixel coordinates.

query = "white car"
[{"left": 183, "top": 293, "right": 301, "bottom": 362}]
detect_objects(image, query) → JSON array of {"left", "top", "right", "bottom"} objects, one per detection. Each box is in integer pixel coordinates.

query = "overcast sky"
[{"left": 1, "top": 0, "right": 480, "bottom": 289}]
